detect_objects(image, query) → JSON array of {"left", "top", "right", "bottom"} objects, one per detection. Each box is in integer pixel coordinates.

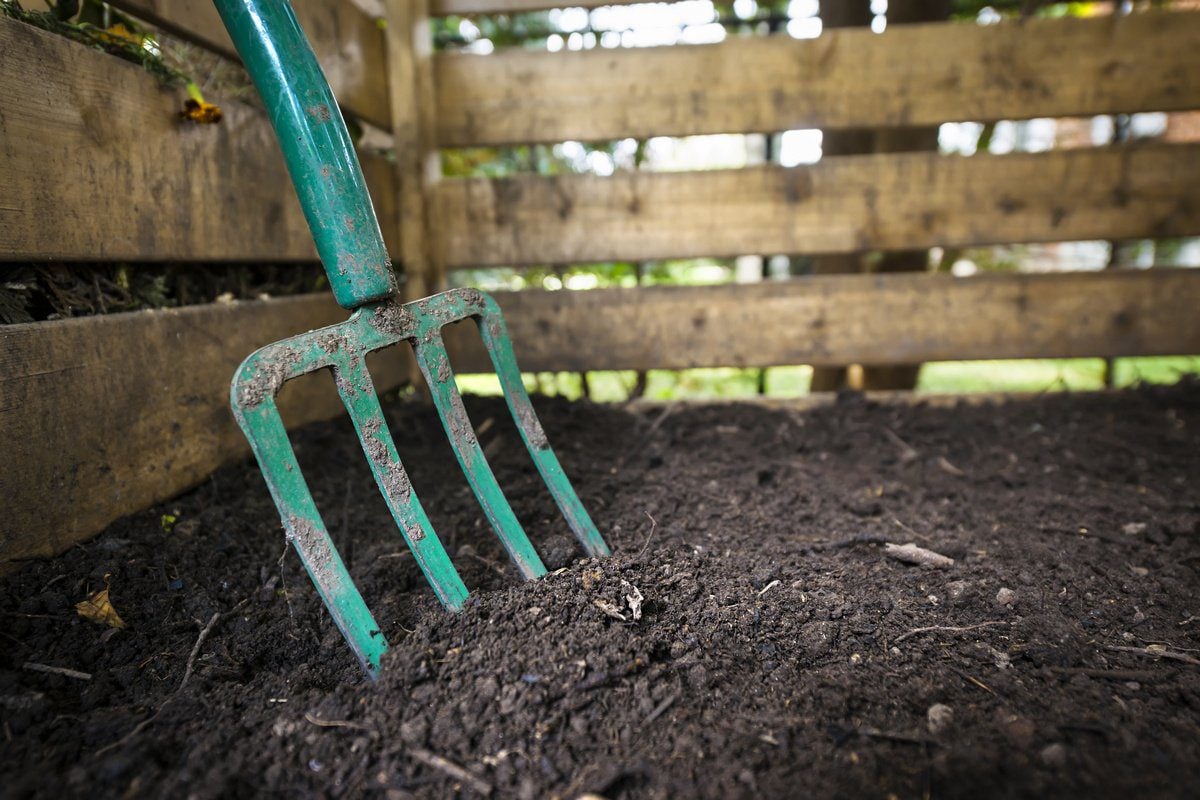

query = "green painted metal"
[
  {"left": 221, "top": 0, "right": 609, "bottom": 677},
  {"left": 212, "top": 0, "right": 395, "bottom": 310}
]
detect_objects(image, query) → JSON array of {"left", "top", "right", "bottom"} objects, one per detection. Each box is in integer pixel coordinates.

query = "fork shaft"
[{"left": 214, "top": 0, "right": 396, "bottom": 309}]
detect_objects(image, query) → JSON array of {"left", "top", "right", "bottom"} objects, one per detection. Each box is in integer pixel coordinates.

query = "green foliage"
[{"left": 1, "top": 0, "right": 189, "bottom": 87}]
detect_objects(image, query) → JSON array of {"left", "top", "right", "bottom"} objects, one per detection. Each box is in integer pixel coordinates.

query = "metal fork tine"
[
  {"left": 413, "top": 333, "right": 549, "bottom": 580},
  {"left": 476, "top": 301, "right": 611, "bottom": 558},
  {"left": 233, "top": 393, "right": 387, "bottom": 677},
  {"left": 333, "top": 353, "right": 470, "bottom": 610}
]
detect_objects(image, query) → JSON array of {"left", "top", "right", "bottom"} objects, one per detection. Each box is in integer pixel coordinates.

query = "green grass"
[{"left": 456, "top": 356, "right": 1200, "bottom": 402}]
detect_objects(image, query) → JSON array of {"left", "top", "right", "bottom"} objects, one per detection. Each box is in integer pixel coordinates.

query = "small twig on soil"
[
  {"left": 409, "top": 747, "right": 493, "bottom": 797},
  {"left": 895, "top": 621, "right": 1005, "bottom": 644},
  {"left": 614, "top": 405, "right": 673, "bottom": 472},
  {"left": 884, "top": 542, "right": 954, "bottom": 568},
  {"left": 460, "top": 547, "right": 509, "bottom": 578},
  {"left": 642, "top": 692, "right": 679, "bottom": 727},
  {"left": 890, "top": 517, "right": 928, "bottom": 541},
  {"left": 95, "top": 708, "right": 164, "bottom": 758},
  {"left": 278, "top": 541, "right": 296, "bottom": 622},
  {"left": 181, "top": 613, "right": 220, "bottom": 692},
  {"left": 936, "top": 456, "right": 966, "bottom": 477},
  {"left": 22, "top": 662, "right": 91, "bottom": 681},
  {"left": 638, "top": 511, "right": 658, "bottom": 557},
  {"left": 882, "top": 427, "right": 919, "bottom": 463},
  {"left": 98, "top": 598, "right": 250, "bottom": 758},
  {"left": 758, "top": 579, "right": 781, "bottom": 597},
  {"left": 946, "top": 665, "right": 997, "bottom": 696},
  {"left": 1106, "top": 645, "right": 1200, "bottom": 666},
  {"left": 304, "top": 711, "right": 376, "bottom": 733},
  {"left": 181, "top": 599, "right": 250, "bottom": 691}
]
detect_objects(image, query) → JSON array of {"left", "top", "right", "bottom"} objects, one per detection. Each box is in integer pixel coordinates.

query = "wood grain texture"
[
  {"left": 106, "top": 0, "right": 391, "bottom": 128},
  {"left": 0, "top": 295, "right": 412, "bottom": 567},
  {"left": 431, "top": 0, "right": 639, "bottom": 13},
  {"left": 385, "top": 0, "right": 444, "bottom": 300},
  {"left": 443, "top": 270, "right": 1200, "bottom": 374},
  {"left": 0, "top": 18, "right": 398, "bottom": 261},
  {"left": 4, "top": 269, "right": 1196, "bottom": 563},
  {"left": 433, "top": 143, "right": 1200, "bottom": 268},
  {"left": 433, "top": 10, "right": 1200, "bottom": 146}
]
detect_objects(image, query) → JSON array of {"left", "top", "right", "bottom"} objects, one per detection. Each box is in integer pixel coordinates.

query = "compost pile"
[{"left": 3, "top": 384, "right": 1200, "bottom": 798}]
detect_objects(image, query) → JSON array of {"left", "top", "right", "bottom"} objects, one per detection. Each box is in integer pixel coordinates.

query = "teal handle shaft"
[{"left": 214, "top": 0, "right": 396, "bottom": 309}]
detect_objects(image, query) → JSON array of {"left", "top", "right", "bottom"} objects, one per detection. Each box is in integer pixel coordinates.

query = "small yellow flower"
[{"left": 180, "top": 82, "right": 222, "bottom": 124}]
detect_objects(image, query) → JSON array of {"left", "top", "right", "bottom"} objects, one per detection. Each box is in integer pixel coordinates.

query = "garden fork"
[{"left": 216, "top": 0, "right": 609, "bottom": 677}]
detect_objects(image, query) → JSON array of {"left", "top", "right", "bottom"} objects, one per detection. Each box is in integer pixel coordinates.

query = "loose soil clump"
[{"left": 3, "top": 384, "right": 1200, "bottom": 798}]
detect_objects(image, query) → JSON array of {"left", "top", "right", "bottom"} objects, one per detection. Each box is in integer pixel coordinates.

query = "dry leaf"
[{"left": 75, "top": 573, "right": 126, "bottom": 629}]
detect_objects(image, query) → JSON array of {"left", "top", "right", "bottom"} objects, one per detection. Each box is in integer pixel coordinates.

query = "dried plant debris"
[
  {"left": 74, "top": 573, "right": 126, "bottom": 629},
  {"left": 884, "top": 541, "right": 955, "bottom": 568}
]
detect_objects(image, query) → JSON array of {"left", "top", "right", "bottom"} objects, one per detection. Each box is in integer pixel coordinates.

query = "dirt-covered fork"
[{"left": 216, "top": 0, "right": 609, "bottom": 678}]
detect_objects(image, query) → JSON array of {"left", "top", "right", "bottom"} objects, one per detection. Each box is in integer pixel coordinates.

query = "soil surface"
[{"left": 3, "top": 384, "right": 1200, "bottom": 799}]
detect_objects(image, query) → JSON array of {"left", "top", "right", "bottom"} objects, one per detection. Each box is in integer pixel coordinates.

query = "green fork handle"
[{"left": 213, "top": 0, "right": 396, "bottom": 309}]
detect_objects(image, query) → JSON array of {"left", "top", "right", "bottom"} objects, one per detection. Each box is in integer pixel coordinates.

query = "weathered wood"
[
  {"left": 433, "top": 143, "right": 1200, "bottom": 268},
  {"left": 0, "top": 17, "right": 397, "bottom": 261},
  {"left": 105, "top": 0, "right": 391, "bottom": 129},
  {"left": 0, "top": 296, "right": 412, "bottom": 567},
  {"left": 4, "top": 270, "right": 1195, "bottom": 563},
  {"left": 431, "top": 0, "right": 638, "bottom": 13},
  {"left": 443, "top": 270, "right": 1200, "bottom": 374},
  {"left": 433, "top": 10, "right": 1200, "bottom": 146},
  {"left": 385, "top": 0, "right": 444, "bottom": 300}
]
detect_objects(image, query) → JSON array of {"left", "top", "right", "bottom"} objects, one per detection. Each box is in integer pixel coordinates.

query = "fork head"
[{"left": 231, "top": 288, "right": 609, "bottom": 677}]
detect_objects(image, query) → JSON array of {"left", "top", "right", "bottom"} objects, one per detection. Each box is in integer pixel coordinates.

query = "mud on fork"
[{"left": 217, "top": 0, "right": 609, "bottom": 678}]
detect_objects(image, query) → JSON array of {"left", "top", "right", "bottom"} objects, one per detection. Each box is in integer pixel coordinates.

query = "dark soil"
[
  {"left": 3, "top": 384, "right": 1200, "bottom": 799},
  {"left": 0, "top": 264, "right": 329, "bottom": 325}
]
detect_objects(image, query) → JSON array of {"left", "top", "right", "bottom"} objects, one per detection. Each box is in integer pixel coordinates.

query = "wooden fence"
[{"left": 2, "top": 1, "right": 1200, "bottom": 564}]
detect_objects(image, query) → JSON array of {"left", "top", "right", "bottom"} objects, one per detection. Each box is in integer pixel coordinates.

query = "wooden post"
[
  {"left": 809, "top": 0, "right": 873, "bottom": 392},
  {"left": 859, "top": 0, "right": 950, "bottom": 391},
  {"left": 384, "top": 0, "right": 443, "bottom": 302},
  {"left": 384, "top": 0, "right": 442, "bottom": 396}
]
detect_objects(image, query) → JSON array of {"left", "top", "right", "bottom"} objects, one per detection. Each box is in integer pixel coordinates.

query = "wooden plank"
[
  {"left": 0, "top": 17, "right": 398, "bottom": 261},
  {"left": 5, "top": 269, "right": 1195, "bottom": 563},
  {"left": 432, "top": 143, "right": 1200, "bottom": 268},
  {"left": 443, "top": 270, "right": 1200, "bottom": 374},
  {"left": 0, "top": 295, "right": 412, "bottom": 567},
  {"left": 105, "top": 0, "right": 391, "bottom": 129},
  {"left": 433, "top": 10, "right": 1200, "bottom": 146},
  {"left": 432, "top": 0, "right": 638, "bottom": 13}
]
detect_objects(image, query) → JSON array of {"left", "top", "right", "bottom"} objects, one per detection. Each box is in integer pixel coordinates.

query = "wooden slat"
[
  {"left": 0, "top": 17, "right": 398, "bottom": 261},
  {"left": 105, "top": 0, "right": 391, "bottom": 129},
  {"left": 432, "top": 0, "right": 639, "bottom": 13},
  {"left": 433, "top": 143, "right": 1200, "bottom": 268},
  {"left": 4, "top": 270, "right": 1195, "bottom": 563},
  {"left": 444, "top": 270, "right": 1200, "bottom": 373},
  {"left": 433, "top": 10, "right": 1200, "bottom": 146},
  {"left": 0, "top": 295, "right": 412, "bottom": 567}
]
